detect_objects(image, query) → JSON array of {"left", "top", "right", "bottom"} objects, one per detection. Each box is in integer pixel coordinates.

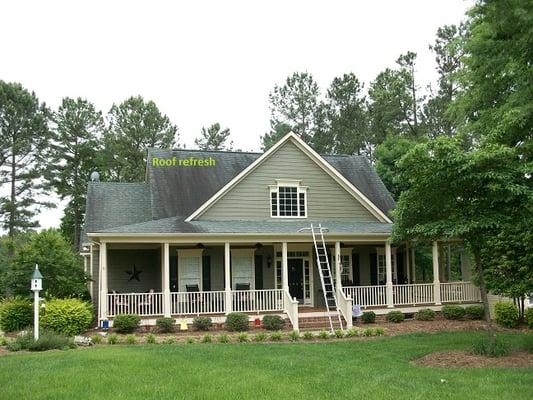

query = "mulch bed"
[{"left": 414, "top": 350, "right": 533, "bottom": 368}]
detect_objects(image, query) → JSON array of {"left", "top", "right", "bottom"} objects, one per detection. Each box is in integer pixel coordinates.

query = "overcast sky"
[{"left": 0, "top": 0, "right": 472, "bottom": 231}]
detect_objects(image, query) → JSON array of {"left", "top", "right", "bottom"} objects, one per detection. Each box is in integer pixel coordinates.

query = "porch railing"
[
  {"left": 393, "top": 283, "right": 434, "bottom": 306},
  {"left": 231, "top": 289, "right": 284, "bottom": 313},
  {"left": 107, "top": 292, "right": 164, "bottom": 317},
  {"left": 336, "top": 288, "right": 353, "bottom": 329},
  {"left": 284, "top": 289, "right": 299, "bottom": 331},
  {"left": 441, "top": 282, "right": 481, "bottom": 303},
  {"left": 170, "top": 291, "right": 226, "bottom": 315},
  {"left": 343, "top": 285, "right": 387, "bottom": 307}
]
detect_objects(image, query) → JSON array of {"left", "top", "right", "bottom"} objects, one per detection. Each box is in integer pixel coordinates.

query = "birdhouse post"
[{"left": 31, "top": 264, "right": 43, "bottom": 340}]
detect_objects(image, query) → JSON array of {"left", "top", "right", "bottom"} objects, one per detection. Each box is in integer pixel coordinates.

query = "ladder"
[{"left": 300, "top": 223, "right": 344, "bottom": 333}]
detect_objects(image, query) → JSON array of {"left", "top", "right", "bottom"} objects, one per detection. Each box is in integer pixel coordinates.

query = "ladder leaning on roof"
[{"left": 299, "top": 223, "right": 344, "bottom": 333}]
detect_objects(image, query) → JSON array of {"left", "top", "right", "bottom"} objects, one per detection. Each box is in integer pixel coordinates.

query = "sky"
[{"left": 0, "top": 0, "right": 473, "bottom": 231}]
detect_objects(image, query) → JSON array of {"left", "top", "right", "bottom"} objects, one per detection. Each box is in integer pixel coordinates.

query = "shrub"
[
  {"left": 91, "top": 334, "right": 102, "bottom": 345},
  {"left": 361, "top": 311, "right": 376, "bottom": 324},
  {"left": 237, "top": 332, "right": 249, "bottom": 343},
  {"left": 346, "top": 328, "right": 359, "bottom": 337},
  {"left": 262, "top": 315, "right": 285, "bottom": 331},
  {"left": 156, "top": 317, "right": 175, "bottom": 333},
  {"left": 472, "top": 336, "right": 510, "bottom": 357},
  {"left": 201, "top": 334, "right": 212, "bottom": 343},
  {"left": 0, "top": 298, "right": 33, "bottom": 332},
  {"left": 113, "top": 314, "right": 140, "bottom": 333},
  {"left": 0, "top": 336, "right": 7, "bottom": 346},
  {"left": 523, "top": 334, "right": 533, "bottom": 353},
  {"left": 29, "top": 331, "right": 72, "bottom": 352},
  {"left": 163, "top": 337, "right": 176, "bottom": 345},
  {"left": 386, "top": 311, "right": 405, "bottom": 323},
  {"left": 41, "top": 298, "right": 93, "bottom": 336},
  {"left": 125, "top": 335, "right": 136, "bottom": 345},
  {"left": 253, "top": 332, "right": 267, "bottom": 342},
  {"left": 494, "top": 302, "right": 519, "bottom": 328},
  {"left": 363, "top": 328, "right": 373, "bottom": 337},
  {"left": 375, "top": 327, "right": 385, "bottom": 336},
  {"left": 225, "top": 313, "right": 249, "bottom": 332},
  {"left": 334, "top": 329, "right": 344, "bottom": 338},
  {"left": 270, "top": 331, "right": 282, "bottom": 341},
  {"left": 302, "top": 331, "right": 314, "bottom": 340},
  {"left": 145, "top": 333, "right": 156, "bottom": 344},
  {"left": 318, "top": 330, "right": 330, "bottom": 340},
  {"left": 218, "top": 334, "right": 230, "bottom": 343},
  {"left": 442, "top": 305, "right": 466, "bottom": 320},
  {"left": 465, "top": 305, "right": 484, "bottom": 320},
  {"left": 525, "top": 308, "right": 533, "bottom": 329},
  {"left": 288, "top": 330, "right": 300, "bottom": 341},
  {"left": 186, "top": 337, "right": 196, "bottom": 344},
  {"left": 415, "top": 308, "right": 436, "bottom": 321},
  {"left": 193, "top": 316, "right": 212, "bottom": 331},
  {"left": 6, "top": 331, "right": 34, "bottom": 352},
  {"left": 107, "top": 334, "right": 118, "bottom": 345}
]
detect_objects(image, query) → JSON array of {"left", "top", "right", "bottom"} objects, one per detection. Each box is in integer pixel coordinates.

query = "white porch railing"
[
  {"left": 284, "top": 289, "right": 299, "bottom": 331},
  {"left": 231, "top": 289, "right": 284, "bottom": 313},
  {"left": 336, "top": 288, "right": 353, "bottom": 329},
  {"left": 170, "top": 291, "right": 226, "bottom": 315},
  {"left": 441, "top": 282, "right": 481, "bottom": 303},
  {"left": 343, "top": 285, "right": 387, "bottom": 307},
  {"left": 107, "top": 292, "right": 164, "bottom": 317},
  {"left": 393, "top": 283, "right": 434, "bottom": 305}
]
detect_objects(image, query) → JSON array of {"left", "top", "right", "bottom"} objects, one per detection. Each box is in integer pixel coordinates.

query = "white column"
[
  {"left": 432, "top": 241, "right": 441, "bottom": 305},
  {"left": 161, "top": 243, "right": 171, "bottom": 318},
  {"left": 334, "top": 241, "right": 342, "bottom": 292},
  {"left": 99, "top": 242, "right": 108, "bottom": 323},
  {"left": 385, "top": 242, "right": 394, "bottom": 308},
  {"left": 406, "top": 243, "right": 411, "bottom": 284},
  {"left": 411, "top": 246, "right": 416, "bottom": 283},
  {"left": 281, "top": 242, "right": 288, "bottom": 292},
  {"left": 89, "top": 244, "right": 94, "bottom": 299},
  {"left": 224, "top": 242, "right": 232, "bottom": 314}
]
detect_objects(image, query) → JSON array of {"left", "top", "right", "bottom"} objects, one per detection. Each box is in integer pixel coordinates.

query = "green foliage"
[
  {"left": 201, "top": 334, "right": 212, "bottom": 343},
  {"left": 465, "top": 305, "right": 484, "bottom": 320},
  {"left": 237, "top": 333, "right": 249, "bottom": 343},
  {"left": 363, "top": 328, "right": 374, "bottom": 337},
  {"left": 91, "top": 334, "right": 102, "bottom": 345},
  {"left": 125, "top": 335, "right": 136, "bottom": 345},
  {"left": 163, "top": 337, "right": 176, "bottom": 345},
  {"left": 375, "top": 327, "right": 385, "bottom": 336},
  {"left": 287, "top": 330, "right": 300, "bottom": 341},
  {"left": 269, "top": 331, "right": 282, "bottom": 341},
  {"left": 225, "top": 313, "right": 249, "bottom": 332},
  {"left": 6, "top": 331, "right": 34, "bottom": 352},
  {"left": 253, "top": 332, "right": 267, "bottom": 342},
  {"left": 186, "top": 337, "right": 196, "bottom": 344},
  {"left": 525, "top": 308, "right": 533, "bottom": 329},
  {"left": 471, "top": 336, "right": 510, "bottom": 358},
  {"left": 0, "top": 336, "right": 6, "bottom": 346},
  {"left": 415, "top": 308, "right": 436, "bottom": 321},
  {"left": 333, "top": 329, "right": 344, "bottom": 338},
  {"left": 27, "top": 331, "right": 74, "bottom": 352},
  {"left": 0, "top": 297, "right": 32, "bottom": 332},
  {"left": 346, "top": 328, "right": 359, "bottom": 337},
  {"left": 107, "top": 334, "right": 118, "bottom": 345},
  {"left": 386, "top": 311, "right": 405, "bottom": 323},
  {"left": 442, "top": 305, "right": 466, "bottom": 320},
  {"left": 41, "top": 298, "right": 93, "bottom": 336},
  {"left": 217, "top": 334, "right": 230, "bottom": 344},
  {"left": 302, "top": 331, "right": 314, "bottom": 340},
  {"left": 494, "top": 302, "right": 519, "bottom": 328},
  {"left": 318, "top": 330, "right": 330, "bottom": 340},
  {"left": 361, "top": 311, "right": 376, "bottom": 324},
  {"left": 113, "top": 314, "right": 140, "bottom": 333},
  {"left": 145, "top": 333, "right": 156, "bottom": 344},
  {"left": 192, "top": 316, "right": 212, "bottom": 332},
  {"left": 156, "top": 317, "right": 175, "bottom": 333},
  {"left": 195, "top": 123, "right": 233, "bottom": 150},
  {"left": 261, "top": 315, "right": 285, "bottom": 331}
]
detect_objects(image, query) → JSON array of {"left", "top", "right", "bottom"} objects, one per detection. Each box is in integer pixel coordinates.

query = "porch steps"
[{"left": 298, "top": 316, "right": 346, "bottom": 331}]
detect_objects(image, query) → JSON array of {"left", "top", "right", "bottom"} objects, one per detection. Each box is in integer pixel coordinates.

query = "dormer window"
[{"left": 270, "top": 180, "right": 307, "bottom": 218}]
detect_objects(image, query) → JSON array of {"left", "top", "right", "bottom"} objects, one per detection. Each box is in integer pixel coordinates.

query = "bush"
[
  {"left": 318, "top": 330, "right": 330, "bottom": 340},
  {"left": 472, "top": 336, "right": 510, "bottom": 357},
  {"left": 494, "top": 302, "right": 519, "bottom": 328},
  {"left": 41, "top": 298, "right": 93, "bottom": 336},
  {"left": 218, "top": 334, "right": 230, "bottom": 343},
  {"left": 237, "top": 332, "right": 249, "bottom": 343},
  {"left": 125, "top": 335, "right": 136, "bottom": 345},
  {"left": 465, "top": 305, "right": 484, "bottom": 320},
  {"left": 346, "top": 328, "right": 359, "bottom": 337},
  {"left": 361, "top": 311, "right": 376, "bottom": 324},
  {"left": 107, "top": 334, "right": 118, "bottom": 344},
  {"left": 163, "top": 337, "right": 176, "bottom": 345},
  {"left": 262, "top": 315, "right": 285, "bottom": 331},
  {"left": 253, "top": 332, "right": 267, "bottom": 342},
  {"left": 156, "top": 317, "right": 175, "bottom": 333},
  {"left": 0, "top": 298, "right": 33, "bottom": 332},
  {"left": 192, "top": 316, "right": 212, "bottom": 331},
  {"left": 91, "top": 334, "right": 102, "bottom": 345},
  {"left": 375, "top": 327, "right": 385, "bottom": 336},
  {"left": 334, "top": 329, "right": 344, "bottom": 338},
  {"left": 302, "top": 331, "right": 314, "bottom": 340},
  {"left": 145, "top": 333, "right": 156, "bottom": 344},
  {"left": 225, "top": 313, "right": 249, "bottom": 332},
  {"left": 525, "top": 308, "right": 533, "bottom": 329},
  {"left": 270, "top": 331, "right": 282, "bottom": 341},
  {"left": 186, "top": 337, "right": 196, "bottom": 344},
  {"left": 363, "top": 328, "right": 373, "bottom": 337},
  {"left": 415, "top": 308, "right": 435, "bottom": 321},
  {"left": 523, "top": 334, "right": 533, "bottom": 353},
  {"left": 386, "top": 311, "right": 405, "bottom": 323},
  {"left": 29, "top": 331, "right": 72, "bottom": 352},
  {"left": 442, "top": 305, "right": 466, "bottom": 320},
  {"left": 6, "top": 331, "right": 34, "bottom": 352},
  {"left": 288, "top": 330, "right": 300, "bottom": 341},
  {"left": 0, "top": 336, "right": 7, "bottom": 346},
  {"left": 201, "top": 334, "right": 212, "bottom": 343},
  {"left": 113, "top": 314, "right": 140, "bottom": 333}
]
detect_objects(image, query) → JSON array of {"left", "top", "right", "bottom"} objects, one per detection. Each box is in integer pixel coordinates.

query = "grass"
[{"left": 0, "top": 331, "right": 531, "bottom": 399}]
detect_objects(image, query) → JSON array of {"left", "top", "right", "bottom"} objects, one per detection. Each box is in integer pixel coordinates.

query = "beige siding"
[{"left": 199, "top": 141, "right": 378, "bottom": 221}]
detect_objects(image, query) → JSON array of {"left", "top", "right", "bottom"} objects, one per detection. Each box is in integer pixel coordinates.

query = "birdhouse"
[{"left": 31, "top": 265, "right": 43, "bottom": 291}]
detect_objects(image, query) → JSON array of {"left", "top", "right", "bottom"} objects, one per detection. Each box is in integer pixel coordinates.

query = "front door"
[{"left": 288, "top": 258, "right": 304, "bottom": 301}]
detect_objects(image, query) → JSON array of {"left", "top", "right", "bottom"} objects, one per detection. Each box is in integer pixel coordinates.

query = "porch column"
[
  {"left": 432, "top": 241, "right": 441, "bottom": 305},
  {"left": 406, "top": 243, "right": 411, "bottom": 284},
  {"left": 281, "top": 242, "right": 288, "bottom": 292},
  {"left": 161, "top": 243, "right": 171, "bottom": 318},
  {"left": 411, "top": 246, "right": 416, "bottom": 283},
  {"left": 334, "top": 241, "right": 342, "bottom": 291},
  {"left": 385, "top": 241, "right": 394, "bottom": 308},
  {"left": 99, "top": 242, "right": 108, "bottom": 323},
  {"left": 89, "top": 244, "right": 94, "bottom": 299},
  {"left": 224, "top": 242, "right": 232, "bottom": 314}
]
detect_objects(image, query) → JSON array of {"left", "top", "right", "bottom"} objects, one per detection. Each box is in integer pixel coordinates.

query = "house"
[{"left": 80, "top": 132, "right": 480, "bottom": 330}]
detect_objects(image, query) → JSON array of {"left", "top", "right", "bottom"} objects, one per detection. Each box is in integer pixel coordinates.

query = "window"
[{"left": 270, "top": 180, "right": 307, "bottom": 218}]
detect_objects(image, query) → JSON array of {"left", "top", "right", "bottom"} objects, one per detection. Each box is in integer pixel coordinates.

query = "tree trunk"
[
  {"left": 473, "top": 249, "right": 495, "bottom": 344},
  {"left": 9, "top": 135, "right": 16, "bottom": 238}
]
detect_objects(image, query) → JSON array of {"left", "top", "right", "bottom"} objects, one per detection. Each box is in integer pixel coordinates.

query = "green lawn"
[{"left": 0, "top": 331, "right": 531, "bottom": 400}]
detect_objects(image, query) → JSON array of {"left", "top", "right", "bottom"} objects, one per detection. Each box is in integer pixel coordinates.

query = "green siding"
[{"left": 199, "top": 141, "right": 378, "bottom": 221}]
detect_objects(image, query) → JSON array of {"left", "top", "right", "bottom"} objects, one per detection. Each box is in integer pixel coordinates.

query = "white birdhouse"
[{"left": 31, "top": 265, "right": 43, "bottom": 291}]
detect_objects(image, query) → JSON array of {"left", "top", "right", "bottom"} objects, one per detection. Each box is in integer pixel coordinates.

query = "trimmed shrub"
[
  {"left": 91, "top": 334, "right": 102, "bottom": 345},
  {"left": 415, "top": 308, "right": 435, "bottom": 321},
  {"left": 472, "top": 336, "right": 510, "bottom": 357},
  {"left": 237, "top": 332, "right": 249, "bottom": 343},
  {"left": 253, "top": 332, "right": 267, "bottom": 342},
  {"left": 361, "top": 311, "right": 376, "bottom": 324},
  {"left": 192, "top": 316, "right": 212, "bottom": 331},
  {"left": 41, "top": 298, "right": 93, "bottom": 336},
  {"left": 442, "top": 305, "right": 466, "bottom": 320},
  {"left": 334, "top": 329, "right": 344, "bottom": 338},
  {"left": 0, "top": 298, "right": 33, "bottom": 332},
  {"left": 303, "top": 331, "right": 314, "bottom": 340},
  {"left": 465, "top": 305, "right": 484, "bottom": 320},
  {"left": 375, "top": 327, "right": 385, "bottom": 336},
  {"left": 494, "top": 302, "right": 519, "bottom": 328},
  {"left": 125, "top": 335, "right": 136, "bottom": 345},
  {"left": 145, "top": 333, "right": 156, "bottom": 344},
  {"left": 113, "top": 314, "right": 140, "bottom": 333},
  {"left": 318, "top": 330, "right": 330, "bottom": 340},
  {"left": 386, "top": 311, "right": 405, "bottom": 323},
  {"left": 156, "top": 317, "right": 175, "bottom": 333},
  {"left": 218, "top": 334, "right": 230, "bottom": 343},
  {"left": 363, "top": 328, "right": 373, "bottom": 337},
  {"left": 270, "top": 331, "right": 282, "bottom": 341},
  {"left": 288, "top": 330, "right": 300, "bottom": 341},
  {"left": 525, "top": 308, "right": 533, "bottom": 329},
  {"left": 201, "top": 334, "right": 212, "bottom": 343},
  {"left": 346, "top": 328, "right": 359, "bottom": 337},
  {"left": 28, "top": 331, "right": 72, "bottom": 352},
  {"left": 107, "top": 334, "right": 118, "bottom": 345},
  {"left": 225, "top": 312, "right": 249, "bottom": 332},
  {"left": 262, "top": 315, "right": 285, "bottom": 331},
  {"left": 163, "top": 337, "right": 176, "bottom": 345},
  {"left": 6, "top": 331, "right": 34, "bottom": 352}
]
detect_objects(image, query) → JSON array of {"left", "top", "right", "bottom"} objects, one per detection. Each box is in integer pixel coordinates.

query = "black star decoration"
[{"left": 125, "top": 264, "right": 142, "bottom": 282}]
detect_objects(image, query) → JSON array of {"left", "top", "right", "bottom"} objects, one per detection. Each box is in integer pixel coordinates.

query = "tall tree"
[
  {"left": 0, "top": 81, "right": 51, "bottom": 237},
  {"left": 48, "top": 97, "right": 104, "bottom": 247},
  {"left": 103, "top": 96, "right": 179, "bottom": 182},
  {"left": 195, "top": 123, "right": 233, "bottom": 150}
]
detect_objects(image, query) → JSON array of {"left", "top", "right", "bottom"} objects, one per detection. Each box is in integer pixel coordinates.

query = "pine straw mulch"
[{"left": 414, "top": 350, "right": 533, "bottom": 368}]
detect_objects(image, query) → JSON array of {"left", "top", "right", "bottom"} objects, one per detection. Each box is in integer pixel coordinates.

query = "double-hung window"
[{"left": 270, "top": 180, "right": 307, "bottom": 218}]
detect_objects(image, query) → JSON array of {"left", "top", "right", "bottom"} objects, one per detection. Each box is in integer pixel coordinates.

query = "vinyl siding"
[
  {"left": 107, "top": 249, "right": 161, "bottom": 293},
  {"left": 199, "top": 141, "right": 379, "bottom": 221}
]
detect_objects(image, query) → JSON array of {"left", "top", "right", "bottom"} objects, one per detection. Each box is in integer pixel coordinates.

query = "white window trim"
[
  {"left": 269, "top": 180, "right": 308, "bottom": 219},
  {"left": 376, "top": 247, "right": 397, "bottom": 284},
  {"left": 340, "top": 248, "right": 353, "bottom": 284}
]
